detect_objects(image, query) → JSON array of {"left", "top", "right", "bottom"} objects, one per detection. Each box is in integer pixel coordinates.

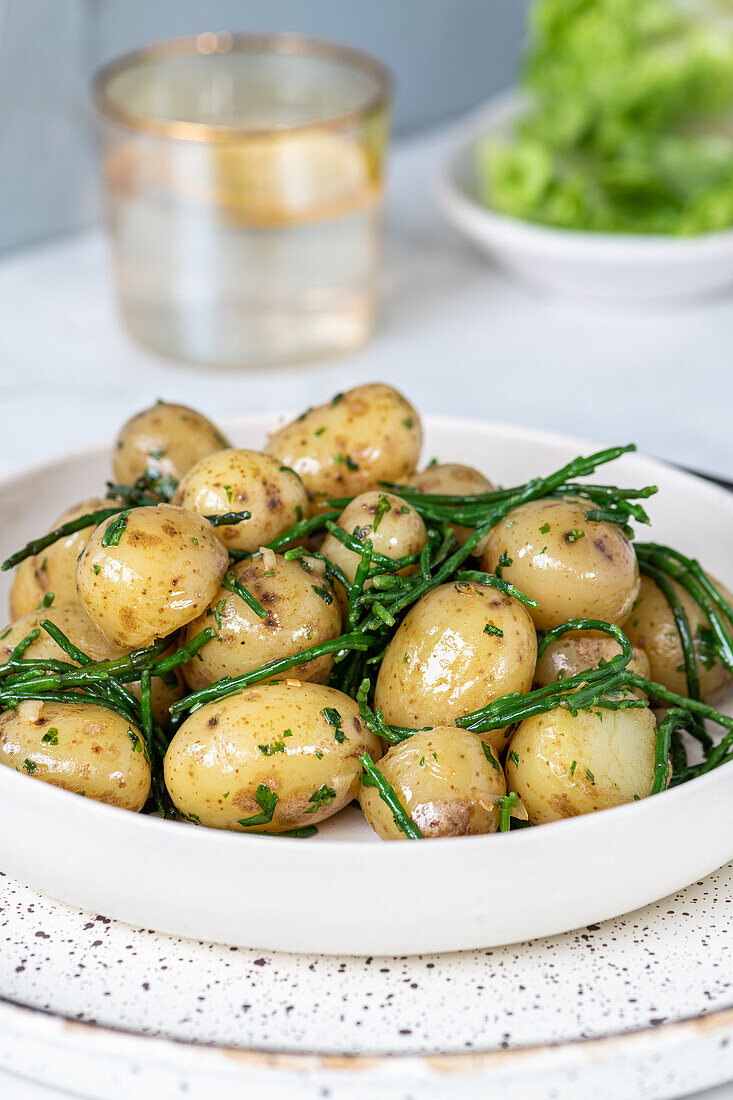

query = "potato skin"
[
  {"left": 409, "top": 463, "right": 494, "bottom": 547},
  {"left": 0, "top": 606, "right": 125, "bottom": 664},
  {"left": 374, "top": 582, "right": 537, "bottom": 753},
  {"left": 264, "top": 383, "right": 422, "bottom": 506},
  {"left": 481, "top": 498, "right": 640, "bottom": 631},
  {"left": 8, "top": 558, "right": 43, "bottom": 621},
  {"left": 172, "top": 449, "right": 309, "bottom": 552},
  {"left": 76, "top": 504, "right": 228, "bottom": 649},
  {"left": 359, "top": 728, "right": 506, "bottom": 840},
  {"left": 506, "top": 706, "right": 657, "bottom": 825},
  {"left": 113, "top": 402, "right": 230, "bottom": 485},
  {"left": 181, "top": 554, "right": 342, "bottom": 691},
  {"left": 534, "top": 631, "right": 650, "bottom": 688},
  {"left": 624, "top": 574, "right": 733, "bottom": 703},
  {"left": 164, "top": 682, "right": 382, "bottom": 833},
  {"left": 8, "top": 497, "right": 115, "bottom": 618},
  {"left": 0, "top": 700, "right": 150, "bottom": 811},
  {"left": 320, "top": 491, "right": 428, "bottom": 585}
]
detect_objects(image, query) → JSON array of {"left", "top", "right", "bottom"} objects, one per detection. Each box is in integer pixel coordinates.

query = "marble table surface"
[{"left": 0, "top": 118, "right": 730, "bottom": 1100}]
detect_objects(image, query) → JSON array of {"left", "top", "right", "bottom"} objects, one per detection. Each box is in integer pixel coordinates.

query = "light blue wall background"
[{"left": 0, "top": 0, "right": 532, "bottom": 252}]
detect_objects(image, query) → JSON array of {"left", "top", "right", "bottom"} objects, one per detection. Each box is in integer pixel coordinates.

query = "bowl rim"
[
  {"left": 93, "top": 32, "right": 392, "bottom": 142},
  {"left": 435, "top": 88, "right": 733, "bottom": 257}
]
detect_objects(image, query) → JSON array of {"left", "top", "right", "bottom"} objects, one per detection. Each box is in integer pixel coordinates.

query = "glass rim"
[{"left": 93, "top": 31, "right": 392, "bottom": 142}]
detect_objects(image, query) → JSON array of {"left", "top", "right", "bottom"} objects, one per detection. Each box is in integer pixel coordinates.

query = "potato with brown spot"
[
  {"left": 76, "top": 504, "right": 228, "bottom": 649},
  {"left": 359, "top": 728, "right": 506, "bottom": 840},
  {"left": 0, "top": 605, "right": 126, "bottom": 665},
  {"left": 113, "top": 402, "right": 230, "bottom": 485},
  {"left": 0, "top": 700, "right": 150, "bottom": 811},
  {"left": 164, "top": 682, "right": 382, "bottom": 833},
  {"left": 624, "top": 573, "right": 733, "bottom": 703},
  {"left": 8, "top": 497, "right": 118, "bottom": 618},
  {"left": 374, "top": 582, "right": 537, "bottom": 754},
  {"left": 505, "top": 705, "right": 658, "bottom": 825},
  {"left": 481, "top": 498, "right": 640, "bottom": 631},
  {"left": 181, "top": 553, "right": 342, "bottom": 691},
  {"left": 172, "top": 449, "right": 308, "bottom": 552},
  {"left": 264, "top": 383, "right": 422, "bottom": 507},
  {"left": 534, "top": 630, "right": 650, "bottom": 691},
  {"left": 409, "top": 462, "right": 495, "bottom": 548},
  {"left": 319, "top": 491, "right": 427, "bottom": 605}
]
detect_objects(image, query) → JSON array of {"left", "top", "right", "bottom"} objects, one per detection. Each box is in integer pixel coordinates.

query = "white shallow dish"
[
  {"left": 0, "top": 413, "right": 732, "bottom": 957},
  {"left": 435, "top": 91, "right": 733, "bottom": 302},
  {"left": 1, "top": 866, "right": 733, "bottom": 1100}
]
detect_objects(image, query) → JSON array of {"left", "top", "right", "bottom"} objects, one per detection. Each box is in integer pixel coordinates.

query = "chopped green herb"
[
  {"left": 586, "top": 769, "right": 595, "bottom": 784},
  {"left": 567, "top": 529, "right": 585, "bottom": 543},
  {"left": 372, "top": 495, "right": 392, "bottom": 532},
  {"left": 40, "top": 558, "right": 47, "bottom": 572},
  {"left": 41, "top": 728, "right": 59, "bottom": 746},
  {"left": 315, "top": 750, "right": 324, "bottom": 760},
  {"left": 332, "top": 453, "right": 359, "bottom": 471},
  {"left": 539, "top": 522, "right": 551, "bottom": 534},
  {"left": 258, "top": 740, "right": 286, "bottom": 756},
  {"left": 283, "top": 729, "right": 293, "bottom": 738},
  {"left": 238, "top": 784, "right": 278, "bottom": 827},
  {"left": 306, "top": 784, "right": 336, "bottom": 814},
  {"left": 282, "top": 826, "right": 319, "bottom": 838},
  {"left": 570, "top": 760, "right": 577, "bottom": 776},
  {"left": 212, "top": 599, "right": 226, "bottom": 630},
  {"left": 23, "top": 759, "right": 36, "bottom": 774},
  {"left": 314, "top": 427, "right": 327, "bottom": 437},
  {"left": 101, "top": 510, "right": 131, "bottom": 547},
  {"left": 481, "top": 742, "right": 500, "bottom": 771},
  {"left": 483, "top": 622, "right": 503, "bottom": 637},
  {"left": 312, "top": 584, "right": 333, "bottom": 605},
  {"left": 191, "top": 537, "right": 199, "bottom": 547},
  {"left": 93, "top": 564, "right": 101, "bottom": 576},
  {"left": 402, "top": 417, "right": 414, "bottom": 429},
  {"left": 419, "top": 756, "right": 426, "bottom": 767},
  {"left": 323, "top": 706, "right": 347, "bottom": 743},
  {"left": 40, "top": 591, "right": 55, "bottom": 608},
  {"left": 509, "top": 750, "right": 520, "bottom": 767},
  {"left": 495, "top": 552, "right": 513, "bottom": 578},
  {"left": 331, "top": 393, "right": 344, "bottom": 406},
  {"left": 223, "top": 485, "right": 233, "bottom": 504},
  {"left": 129, "top": 728, "right": 143, "bottom": 753},
  {"left": 149, "top": 448, "right": 166, "bottom": 460}
]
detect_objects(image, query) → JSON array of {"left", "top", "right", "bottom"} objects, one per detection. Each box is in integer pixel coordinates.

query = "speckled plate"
[
  {"left": 0, "top": 415, "right": 732, "bottom": 959},
  {"left": 0, "top": 865, "right": 732, "bottom": 1099}
]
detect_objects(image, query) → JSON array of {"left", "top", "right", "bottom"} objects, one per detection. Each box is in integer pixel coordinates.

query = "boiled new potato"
[
  {"left": 113, "top": 402, "right": 230, "bottom": 485},
  {"left": 0, "top": 605, "right": 125, "bottom": 665},
  {"left": 8, "top": 497, "right": 119, "bottom": 619},
  {"left": 172, "top": 449, "right": 309, "bottom": 552},
  {"left": 319, "top": 491, "right": 428, "bottom": 586},
  {"left": 481, "top": 498, "right": 640, "bottom": 631},
  {"left": 164, "top": 681, "right": 382, "bottom": 833},
  {"left": 409, "top": 462, "right": 495, "bottom": 547},
  {"left": 8, "top": 558, "right": 44, "bottom": 621},
  {"left": 181, "top": 552, "right": 342, "bottom": 691},
  {"left": 624, "top": 574, "right": 733, "bottom": 703},
  {"left": 375, "top": 582, "right": 537, "bottom": 753},
  {"left": 0, "top": 699, "right": 150, "bottom": 810},
  {"left": 534, "top": 630, "right": 650, "bottom": 688},
  {"left": 76, "top": 504, "right": 228, "bottom": 649},
  {"left": 359, "top": 728, "right": 506, "bottom": 840},
  {"left": 505, "top": 705, "right": 658, "bottom": 825},
  {"left": 264, "top": 383, "right": 422, "bottom": 506}
]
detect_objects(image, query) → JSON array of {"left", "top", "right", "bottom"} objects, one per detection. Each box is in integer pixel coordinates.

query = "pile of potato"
[{"left": 1, "top": 383, "right": 730, "bottom": 840}]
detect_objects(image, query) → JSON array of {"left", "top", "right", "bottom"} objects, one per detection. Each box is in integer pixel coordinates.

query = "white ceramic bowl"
[
  {"left": 0, "top": 414, "right": 732, "bottom": 956},
  {"left": 435, "top": 91, "right": 733, "bottom": 303}
]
